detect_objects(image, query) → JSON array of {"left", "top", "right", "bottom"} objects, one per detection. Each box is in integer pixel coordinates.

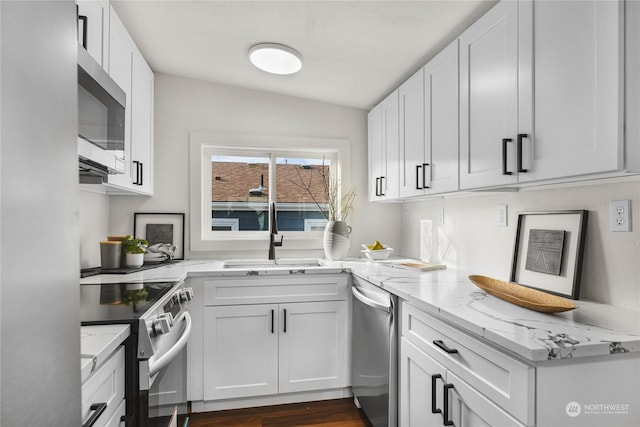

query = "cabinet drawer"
[
  {"left": 82, "top": 346, "right": 125, "bottom": 427},
  {"left": 401, "top": 302, "right": 534, "bottom": 425},
  {"left": 204, "top": 275, "right": 348, "bottom": 306}
]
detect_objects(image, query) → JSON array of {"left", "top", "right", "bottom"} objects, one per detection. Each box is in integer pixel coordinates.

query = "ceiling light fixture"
[{"left": 248, "top": 43, "right": 303, "bottom": 75}]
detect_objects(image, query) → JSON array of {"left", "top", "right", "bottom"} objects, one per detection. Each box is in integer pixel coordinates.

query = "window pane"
[
  {"left": 275, "top": 157, "right": 329, "bottom": 232},
  {"left": 211, "top": 155, "right": 269, "bottom": 231}
]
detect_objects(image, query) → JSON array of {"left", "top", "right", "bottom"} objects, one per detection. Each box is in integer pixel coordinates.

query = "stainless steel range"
[{"left": 80, "top": 280, "right": 193, "bottom": 427}]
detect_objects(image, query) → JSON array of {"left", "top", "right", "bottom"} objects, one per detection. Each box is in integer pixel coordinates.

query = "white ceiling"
[{"left": 111, "top": 0, "right": 497, "bottom": 110}]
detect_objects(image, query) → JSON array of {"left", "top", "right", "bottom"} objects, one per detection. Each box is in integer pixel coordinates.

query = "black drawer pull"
[
  {"left": 433, "top": 339, "right": 458, "bottom": 354},
  {"left": 517, "top": 133, "right": 528, "bottom": 173},
  {"left": 83, "top": 402, "right": 107, "bottom": 427},
  {"left": 416, "top": 165, "right": 422, "bottom": 189},
  {"left": 443, "top": 383, "right": 455, "bottom": 426},
  {"left": 271, "top": 309, "right": 274, "bottom": 334},
  {"left": 431, "top": 374, "right": 443, "bottom": 414},
  {"left": 283, "top": 308, "right": 287, "bottom": 333},
  {"left": 502, "top": 138, "right": 513, "bottom": 175}
]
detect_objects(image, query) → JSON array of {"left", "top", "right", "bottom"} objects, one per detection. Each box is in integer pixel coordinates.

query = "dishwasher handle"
[{"left": 352, "top": 286, "right": 392, "bottom": 313}]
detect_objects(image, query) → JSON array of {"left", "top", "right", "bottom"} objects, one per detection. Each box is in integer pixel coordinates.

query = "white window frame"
[
  {"left": 189, "top": 133, "right": 352, "bottom": 253},
  {"left": 304, "top": 218, "right": 328, "bottom": 232},
  {"left": 212, "top": 218, "right": 240, "bottom": 231}
]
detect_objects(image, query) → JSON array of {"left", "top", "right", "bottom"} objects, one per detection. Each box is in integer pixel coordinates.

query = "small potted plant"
[{"left": 121, "top": 235, "right": 149, "bottom": 268}]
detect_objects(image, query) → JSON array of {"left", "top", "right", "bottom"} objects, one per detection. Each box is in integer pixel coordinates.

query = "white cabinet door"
[
  {"left": 106, "top": 6, "right": 154, "bottom": 195},
  {"left": 130, "top": 48, "right": 154, "bottom": 194},
  {"left": 278, "top": 301, "right": 348, "bottom": 393},
  {"left": 398, "top": 69, "right": 425, "bottom": 198},
  {"left": 627, "top": 0, "right": 640, "bottom": 171},
  {"left": 368, "top": 104, "right": 383, "bottom": 200},
  {"left": 368, "top": 91, "right": 399, "bottom": 200},
  {"left": 399, "top": 338, "right": 446, "bottom": 427},
  {"left": 106, "top": 7, "right": 133, "bottom": 190},
  {"left": 425, "top": 39, "right": 459, "bottom": 195},
  {"left": 518, "top": 0, "right": 623, "bottom": 182},
  {"left": 446, "top": 371, "right": 524, "bottom": 427},
  {"left": 76, "top": 0, "right": 109, "bottom": 67},
  {"left": 203, "top": 305, "right": 279, "bottom": 400},
  {"left": 459, "top": 0, "right": 519, "bottom": 189}
]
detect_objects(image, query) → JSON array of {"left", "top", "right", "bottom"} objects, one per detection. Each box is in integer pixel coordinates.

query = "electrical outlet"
[
  {"left": 497, "top": 204, "right": 508, "bottom": 227},
  {"left": 610, "top": 200, "right": 631, "bottom": 232},
  {"left": 438, "top": 208, "right": 445, "bottom": 225}
]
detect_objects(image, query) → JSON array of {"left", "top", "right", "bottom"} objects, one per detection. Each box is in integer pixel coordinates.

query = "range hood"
[{"left": 79, "top": 157, "right": 109, "bottom": 184}]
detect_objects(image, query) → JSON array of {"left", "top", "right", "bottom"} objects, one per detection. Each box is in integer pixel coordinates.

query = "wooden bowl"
[{"left": 468, "top": 275, "right": 577, "bottom": 313}]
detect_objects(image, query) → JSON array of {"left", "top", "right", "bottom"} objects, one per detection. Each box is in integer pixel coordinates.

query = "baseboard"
[{"left": 190, "top": 387, "right": 352, "bottom": 413}]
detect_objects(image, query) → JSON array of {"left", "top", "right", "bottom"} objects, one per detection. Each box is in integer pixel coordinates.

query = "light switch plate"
[{"left": 497, "top": 204, "right": 508, "bottom": 227}]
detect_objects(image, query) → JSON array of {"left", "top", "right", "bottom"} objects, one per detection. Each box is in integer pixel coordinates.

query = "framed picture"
[
  {"left": 510, "top": 210, "right": 588, "bottom": 299},
  {"left": 134, "top": 213, "right": 185, "bottom": 260}
]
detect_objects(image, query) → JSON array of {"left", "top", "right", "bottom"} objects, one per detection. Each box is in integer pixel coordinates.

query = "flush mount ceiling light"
[{"left": 249, "top": 43, "right": 303, "bottom": 75}]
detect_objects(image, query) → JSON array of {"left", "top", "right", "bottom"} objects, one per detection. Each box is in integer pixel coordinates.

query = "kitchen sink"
[{"left": 222, "top": 258, "right": 323, "bottom": 269}]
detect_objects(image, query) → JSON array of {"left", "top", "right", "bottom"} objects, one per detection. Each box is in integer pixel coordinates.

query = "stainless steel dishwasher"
[{"left": 351, "top": 276, "right": 398, "bottom": 427}]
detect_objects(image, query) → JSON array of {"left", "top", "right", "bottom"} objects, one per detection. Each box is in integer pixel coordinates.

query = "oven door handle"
[{"left": 148, "top": 311, "right": 192, "bottom": 377}]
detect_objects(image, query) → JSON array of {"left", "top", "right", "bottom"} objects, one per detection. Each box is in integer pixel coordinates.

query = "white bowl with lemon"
[{"left": 361, "top": 241, "right": 394, "bottom": 260}]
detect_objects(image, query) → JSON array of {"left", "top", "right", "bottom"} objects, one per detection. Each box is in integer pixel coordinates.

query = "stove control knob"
[
  {"left": 179, "top": 288, "right": 194, "bottom": 303},
  {"left": 153, "top": 313, "right": 172, "bottom": 335}
]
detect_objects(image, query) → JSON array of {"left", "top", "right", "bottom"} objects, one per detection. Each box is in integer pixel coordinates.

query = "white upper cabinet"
[
  {"left": 626, "top": 0, "right": 640, "bottom": 171},
  {"left": 368, "top": 91, "right": 399, "bottom": 201},
  {"left": 105, "top": 6, "right": 154, "bottom": 195},
  {"left": 459, "top": 0, "right": 519, "bottom": 190},
  {"left": 399, "top": 40, "right": 459, "bottom": 198},
  {"left": 398, "top": 68, "right": 425, "bottom": 198},
  {"left": 425, "top": 40, "right": 459, "bottom": 194},
  {"left": 76, "top": 0, "right": 109, "bottom": 68},
  {"left": 517, "top": 0, "right": 623, "bottom": 182}
]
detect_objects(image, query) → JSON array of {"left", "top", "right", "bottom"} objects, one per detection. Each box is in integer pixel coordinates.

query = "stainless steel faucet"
[{"left": 268, "top": 201, "right": 283, "bottom": 260}]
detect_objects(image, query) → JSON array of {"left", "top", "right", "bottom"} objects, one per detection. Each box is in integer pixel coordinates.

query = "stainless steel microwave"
[{"left": 77, "top": 46, "right": 126, "bottom": 178}]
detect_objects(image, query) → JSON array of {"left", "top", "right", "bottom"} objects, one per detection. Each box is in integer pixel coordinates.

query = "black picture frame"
[
  {"left": 510, "top": 210, "right": 588, "bottom": 300},
  {"left": 133, "top": 213, "right": 185, "bottom": 260}
]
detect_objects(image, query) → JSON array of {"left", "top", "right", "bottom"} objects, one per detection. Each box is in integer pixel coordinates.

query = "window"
[{"left": 190, "top": 134, "right": 352, "bottom": 253}]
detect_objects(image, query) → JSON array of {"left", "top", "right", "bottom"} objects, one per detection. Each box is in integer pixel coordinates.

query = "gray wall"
[
  {"left": 401, "top": 179, "right": 640, "bottom": 310},
  {"left": 102, "top": 73, "right": 402, "bottom": 262},
  {"left": 1, "top": 1, "right": 81, "bottom": 424}
]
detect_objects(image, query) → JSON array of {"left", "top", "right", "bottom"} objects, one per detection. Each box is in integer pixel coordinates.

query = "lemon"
[{"left": 368, "top": 240, "right": 385, "bottom": 250}]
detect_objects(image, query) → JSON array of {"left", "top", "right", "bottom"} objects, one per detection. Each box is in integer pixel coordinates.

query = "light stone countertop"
[
  {"left": 80, "top": 258, "right": 640, "bottom": 363},
  {"left": 81, "top": 324, "right": 130, "bottom": 384}
]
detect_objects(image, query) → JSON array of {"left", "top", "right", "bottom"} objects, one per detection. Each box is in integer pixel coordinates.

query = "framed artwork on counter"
[
  {"left": 134, "top": 212, "right": 185, "bottom": 260},
  {"left": 510, "top": 210, "right": 588, "bottom": 300}
]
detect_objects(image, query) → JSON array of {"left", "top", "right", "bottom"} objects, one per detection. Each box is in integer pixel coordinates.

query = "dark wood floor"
[{"left": 187, "top": 398, "right": 373, "bottom": 427}]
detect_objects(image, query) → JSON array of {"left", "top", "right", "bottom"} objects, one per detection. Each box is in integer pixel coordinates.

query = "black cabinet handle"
[
  {"left": 138, "top": 161, "right": 144, "bottom": 186},
  {"left": 133, "top": 161, "right": 140, "bottom": 185},
  {"left": 443, "top": 383, "right": 455, "bottom": 426},
  {"left": 83, "top": 402, "right": 107, "bottom": 427},
  {"left": 283, "top": 308, "right": 287, "bottom": 333},
  {"left": 517, "top": 133, "right": 528, "bottom": 173},
  {"left": 433, "top": 339, "right": 458, "bottom": 354},
  {"left": 422, "top": 163, "right": 430, "bottom": 189},
  {"left": 431, "top": 374, "right": 443, "bottom": 414},
  {"left": 416, "top": 165, "right": 422, "bottom": 189},
  {"left": 380, "top": 176, "right": 385, "bottom": 196},
  {"left": 502, "top": 138, "right": 513, "bottom": 175},
  {"left": 375, "top": 177, "right": 380, "bottom": 196},
  {"left": 271, "top": 309, "right": 274, "bottom": 334}
]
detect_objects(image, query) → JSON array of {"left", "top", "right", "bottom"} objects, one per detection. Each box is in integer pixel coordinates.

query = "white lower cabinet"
[
  {"left": 400, "top": 302, "right": 533, "bottom": 427},
  {"left": 401, "top": 338, "right": 523, "bottom": 427},
  {"left": 400, "top": 301, "right": 640, "bottom": 427},
  {"left": 201, "top": 274, "right": 349, "bottom": 403},
  {"left": 81, "top": 346, "right": 126, "bottom": 427}
]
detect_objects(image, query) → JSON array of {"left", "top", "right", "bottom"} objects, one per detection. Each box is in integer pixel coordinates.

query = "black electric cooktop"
[
  {"left": 80, "top": 260, "right": 174, "bottom": 278},
  {"left": 80, "top": 281, "right": 179, "bottom": 324}
]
